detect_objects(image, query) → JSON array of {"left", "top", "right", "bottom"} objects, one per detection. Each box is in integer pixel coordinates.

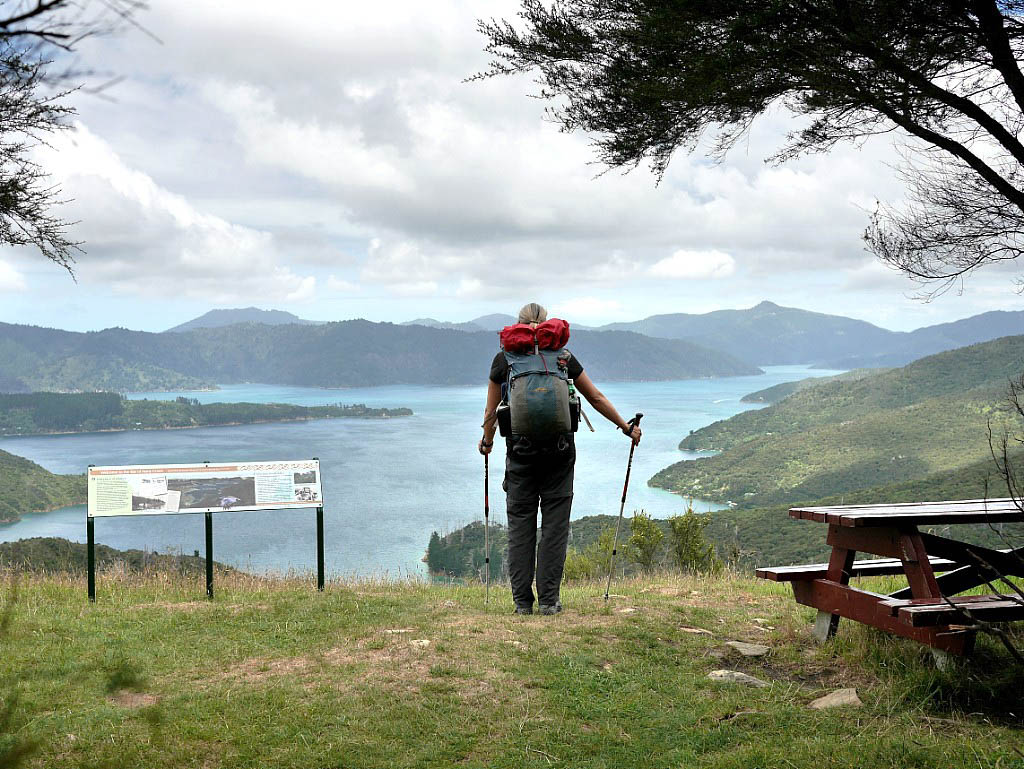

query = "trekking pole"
[
  {"left": 484, "top": 452, "right": 490, "bottom": 605},
  {"left": 605, "top": 413, "right": 643, "bottom": 601}
]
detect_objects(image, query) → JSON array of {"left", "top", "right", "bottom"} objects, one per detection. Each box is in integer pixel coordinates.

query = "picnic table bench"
[{"left": 756, "top": 499, "right": 1024, "bottom": 658}]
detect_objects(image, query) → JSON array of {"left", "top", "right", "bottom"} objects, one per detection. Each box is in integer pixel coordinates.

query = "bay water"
[{"left": 0, "top": 366, "right": 840, "bottom": 577}]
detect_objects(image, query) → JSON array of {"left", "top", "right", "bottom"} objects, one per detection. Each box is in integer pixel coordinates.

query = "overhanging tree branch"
[
  {"left": 970, "top": 0, "right": 1024, "bottom": 116},
  {"left": 0, "top": 0, "right": 147, "bottom": 273},
  {"left": 477, "top": 0, "right": 1024, "bottom": 288}
]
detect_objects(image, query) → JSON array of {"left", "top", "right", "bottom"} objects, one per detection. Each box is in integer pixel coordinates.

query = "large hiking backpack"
[{"left": 496, "top": 319, "right": 580, "bottom": 438}]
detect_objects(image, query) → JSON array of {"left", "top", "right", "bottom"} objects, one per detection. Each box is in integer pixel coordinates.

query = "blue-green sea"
[{"left": 0, "top": 366, "right": 840, "bottom": 577}]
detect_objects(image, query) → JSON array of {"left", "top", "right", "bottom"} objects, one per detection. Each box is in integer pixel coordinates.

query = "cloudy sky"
[{"left": 1, "top": 0, "right": 1022, "bottom": 333}]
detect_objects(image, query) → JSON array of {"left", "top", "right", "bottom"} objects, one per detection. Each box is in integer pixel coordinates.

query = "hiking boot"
[
  {"left": 514, "top": 605, "right": 533, "bottom": 615},
  {"left": 538, "top": 602, "right": 563, "bottom": 616}
]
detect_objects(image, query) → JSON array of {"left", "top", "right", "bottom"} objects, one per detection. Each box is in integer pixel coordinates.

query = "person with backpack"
[{"left": 478, "top": 302, "right": 642, "bottom": 615}]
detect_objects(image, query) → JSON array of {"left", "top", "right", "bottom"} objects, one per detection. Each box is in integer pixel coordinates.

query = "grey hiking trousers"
[{"left": 504, "top": 436, "right": 575, "bottom": 609}]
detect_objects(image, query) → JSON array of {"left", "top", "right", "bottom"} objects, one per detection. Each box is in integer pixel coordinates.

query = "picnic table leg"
[
  {"left": 896, "top": 528, "right": 976, "bottom": 662},
  {"left": 812, "top": 544, "right": 855, "bottom": 642}
]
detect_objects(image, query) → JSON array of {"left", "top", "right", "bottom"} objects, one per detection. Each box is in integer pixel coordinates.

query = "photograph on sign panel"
[
  {"left": 294, "top": 470, "right": 317, "bottom": 485},
  {"left": 167, "top": 473, "right": 257, "bottom": 511},
  {"left": 129, "top": 475, "right": 174, "bottom": 512},
  {"left": 294, "top": 485, "right": 319, "bottom": 502}
]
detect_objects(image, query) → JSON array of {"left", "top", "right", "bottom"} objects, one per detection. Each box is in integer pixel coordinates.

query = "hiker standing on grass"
[{"left": 478, "top": 302, "right": 642, "bottom": 615}]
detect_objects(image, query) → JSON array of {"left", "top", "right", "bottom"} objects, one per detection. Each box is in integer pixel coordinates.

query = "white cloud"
[
  {"left": 455, "top": 278, "right": 484, "bottom": 298},
  {"left": 206, "top": 81, "right": 414, "bottom": 194},
  {"left": 551, "top": 297, "right": 624, "bottom": 323},
  {"left": 649, "top": 250, "right": 736, "bottom": 279},
  {"left": 327, "top": 275, "right": 360, "bottom": 293},
  {"left": 0, "top": 261, "right": 27, "bottom": 292},
  {"left": 39, "top": 124, "right": 317, "bottom": 304}
]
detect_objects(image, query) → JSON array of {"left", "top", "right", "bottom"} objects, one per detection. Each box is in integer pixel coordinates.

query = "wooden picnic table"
[{"left": 756, "top": 499, "right": 1024, "bottom": 658}]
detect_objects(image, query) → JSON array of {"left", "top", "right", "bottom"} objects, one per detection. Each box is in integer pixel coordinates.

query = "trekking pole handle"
[{"left": 623, "top": 412, "right": 643, "bottom": 435}]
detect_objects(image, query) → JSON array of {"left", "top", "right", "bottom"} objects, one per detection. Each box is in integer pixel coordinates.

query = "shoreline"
[
  {"left": 0, "top": 412, "right": 412, "bottom": 439},
  {"left": 0, "top": 497, "right": 87, "bottom": 526}
]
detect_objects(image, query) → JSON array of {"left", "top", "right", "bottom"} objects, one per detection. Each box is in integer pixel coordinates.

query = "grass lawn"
[{"left": 2, "top": 569, "right": 1022, "bottom": 768}]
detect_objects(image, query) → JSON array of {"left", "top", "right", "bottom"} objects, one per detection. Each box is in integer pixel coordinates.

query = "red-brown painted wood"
[
  {"left": 791, "top": 579, "right": 970, "bottom": 653},
  {"left": 756, "top": 555, "right": 966, "bottom": 582},
  {"left": 898, "top": 599, "right": 1024, "bottom": 627},
  {"left": 827, "top": 525, "right": 905, "bottom": 559}
]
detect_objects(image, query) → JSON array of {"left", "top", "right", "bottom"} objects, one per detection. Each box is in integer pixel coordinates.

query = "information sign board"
[{"left": 87, "top": 459, "right": 322, "bottom": 518}]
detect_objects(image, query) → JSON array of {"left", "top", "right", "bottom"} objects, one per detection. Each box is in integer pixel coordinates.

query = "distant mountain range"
[
  {"left": 401, "top": 314, "right": 596, "bottom": 333},
  {"left": 0, "top": 320, "right": 760, "bottom": 392},
  {"left": 166, "top": 307, "right": 323, "bottom": 332},
  {"left": 6, "top": 301, "right": 1021, "bottom": 392},
  {"left": 310, "top": 300, "right": 1024, "bottom": 367},
  {"left": 600, "top": 301, "right": 1024, "bottom": 367}
]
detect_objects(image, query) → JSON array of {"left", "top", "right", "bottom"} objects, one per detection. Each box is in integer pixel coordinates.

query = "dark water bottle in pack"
[{"left": 568, "top": 378, "right": 581, "bottom": 433}]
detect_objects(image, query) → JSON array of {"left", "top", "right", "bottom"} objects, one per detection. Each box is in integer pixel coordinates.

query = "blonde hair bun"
[{"left": 517, "top": 302, "right": 548, "bottom": 324}]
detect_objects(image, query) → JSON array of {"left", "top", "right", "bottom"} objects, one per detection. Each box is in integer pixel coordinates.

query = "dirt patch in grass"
[
  {"left": 218, "top": 655, "right": 315, "bottom": 684},
  {"left": 134, "top": 600, "right": 268, "bottom": 614},
  {"left": 135, "top": 601, "right": 210, "bottom": 612},
  {"left": 108, "top": 690, "right": 160, "bottom": 708},
  {"left": 205, "top": 632, "right": 516, "bottom": 700},
  {"left": 209, "top": 636, "right": 439, "bottom": 693}
]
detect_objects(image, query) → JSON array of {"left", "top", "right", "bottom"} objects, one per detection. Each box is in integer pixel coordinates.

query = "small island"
[{"left": 0, "top": 393, "right": 413, "bottom": 436}]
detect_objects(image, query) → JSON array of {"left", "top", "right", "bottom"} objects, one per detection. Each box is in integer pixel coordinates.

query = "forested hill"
[
  {"left": 650, "top": 334, "right": 1024, "bottom": 509},
  {"left": 0, "top": 537, "right": 229, "bottom": 574},
  {"left": 0, "top": 320, "right": 759, "bottom": 392},
  {"left": 680, "top": 334, "right": 1024, "bottom": 453},
  {"left": 166, "top": 307, "right": 321, "bottom": 332},
  {"left": 601, "top": 301, "right": 896, "bottom": 365},
  {"left": 600, "top": 301, "right": 1024, "bottom": 368},
  {"left": 0, "top": 449, "right": 85, "bottom": 523},
  {"left": 740, "top": 368, "right": 888, "bottom": 404},
  {"left": 0, "top": 393, "right": 411, "bottom": 436}
]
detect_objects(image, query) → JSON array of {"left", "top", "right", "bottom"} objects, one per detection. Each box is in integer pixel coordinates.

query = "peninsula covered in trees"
[
  {"left": 0, "top": 393, "right": 412, "bottom": 436},
  {"left": 0, "top": 449, "right": 85, "bottom": 523}
]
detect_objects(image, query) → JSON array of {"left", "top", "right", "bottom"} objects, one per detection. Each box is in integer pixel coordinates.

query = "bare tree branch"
[{"left": 0, "top": 0, "right": 149, "bottom": 272}]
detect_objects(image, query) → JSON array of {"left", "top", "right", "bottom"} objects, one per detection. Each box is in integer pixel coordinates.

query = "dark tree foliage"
[
  {"left": 478, "top": 1, "right": 1024, "bottom": 293},
  {"left": 426, "top": 522, "right": 507, "bottom": 579},
  {"left": 0, "top": 0, "right": 146, "bottom": 273}
]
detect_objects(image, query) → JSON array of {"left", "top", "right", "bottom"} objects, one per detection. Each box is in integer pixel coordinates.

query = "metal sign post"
[
  {"left": 205, "top": 512, "right": 214, "bottom": 599},
  {"left": 316, "top": 506, "right": 325, "bottom": 591},
  {"left": 87, "top": 517, "right": 96, "bottom": 602},
  {"left": 314, "top": 456, "right": 324, "bottom": 591},
  {"left": 87, "top": 464, "right": 96, "bottom": 602}
]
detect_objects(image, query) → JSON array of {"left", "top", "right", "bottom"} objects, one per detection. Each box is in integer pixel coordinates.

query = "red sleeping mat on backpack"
[{"left": 499, "top": 318, "right": 570, "bottom": 353}]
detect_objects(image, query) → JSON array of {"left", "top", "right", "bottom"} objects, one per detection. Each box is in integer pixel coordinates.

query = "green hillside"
[
  {"left": 0, "top": 449, "right": 85, "bottom": 523},
  {"left": 650, "top": 336, "right": 1024, "bottom": 509},
  {"left": 740, "top": 368, "right": 887, "bottom": 404},
  {"left": 600, "top": 300, "right": 901, "bottom": 364},
  {"left": 0, "top": 392, "right": 412, "bottom": 435},
  {"left": 0, "top": 537, "right": 228, "bottom": 575},
  {"left": 0, "top": 335, "right": 213, "bottom": 392},
  {"left": 705, "top": 452, "right": 1024, "bottom": 567},
  {"left": 680, "top": 335, "right": 1024, "bottom": 453},
  {"left": 655, "top": 389, "right": 1004, "bottom": 508},
  {"left": 2, "top": 572, "right": 1020, "bottom": 768}
]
